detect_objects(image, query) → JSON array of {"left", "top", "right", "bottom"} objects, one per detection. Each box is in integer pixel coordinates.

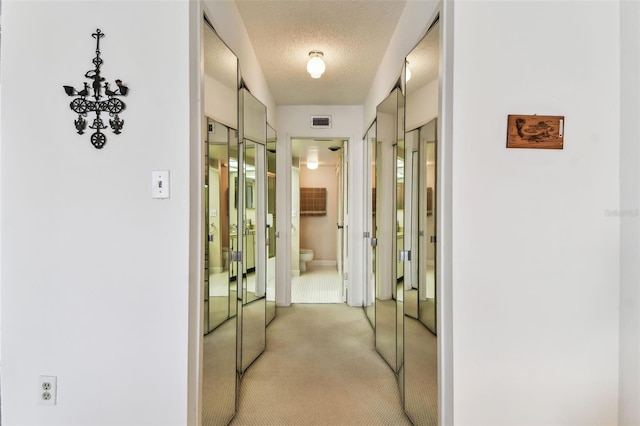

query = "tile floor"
[{"left": 291, "top": 264, "right": 344, "bottom": 304}]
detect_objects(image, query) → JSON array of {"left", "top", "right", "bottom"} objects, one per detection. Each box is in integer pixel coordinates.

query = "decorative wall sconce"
[{"left": 63, "top": 29, "right": 129, "bottom": 149}]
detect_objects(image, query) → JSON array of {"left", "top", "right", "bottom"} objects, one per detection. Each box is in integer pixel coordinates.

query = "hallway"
[{"left": 229, "top": 304, "right": 410, "bottom": 425}]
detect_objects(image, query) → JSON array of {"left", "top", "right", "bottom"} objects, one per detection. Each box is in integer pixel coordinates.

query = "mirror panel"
[
  {"left": 202, "top": 19, "right": 238, "bottom": 426},
  {"left": 206, "top": 119, "right": 231, "bottom": 332},
  {"left": 404, "top": 18, "right": 440, "bottom": 425},
  {"left": 375, "top": 87, "right": 404, "bottom": 373},
  {"left": 238, "top": 88, "right": 267, "bottom": 373},
  {"left": 405, "top": 129, "right": 420, "bottom": 320},
  {"left": 229, "top": 135, "right": 239, "bottom": 319},
  {"left": 364, "top": 121, "right": 376, "bottom": 328},
  {"left": 266, "top": 124, "right": 277, "bottom": 325},
  {"left": 419, "top": 119, "right": 437, "bottom": 333},
  {"left": 397, "top": 82, "right": 406, "bottom": 402}
]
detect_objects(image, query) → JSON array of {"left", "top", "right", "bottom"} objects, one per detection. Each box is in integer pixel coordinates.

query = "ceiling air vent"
[{"left": 310, "top": 115, "right": 332, "bottom": 129}]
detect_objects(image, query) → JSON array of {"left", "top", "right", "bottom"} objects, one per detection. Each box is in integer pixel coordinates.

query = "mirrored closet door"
[
  {"left": 202, "top": 18, "right": 239, "bottom": 426},
  {"left": 364, "top": 121, "right": 377, "bottom": 328},
  {"left": 375, "top": 86, "right": 405, "bottom": 375},
  {"left": 266, "top": 124, "right": 277, "bottom": 325},
  {"left": 237, "top": 87, "right": 267, "bottom": 374},
  {"left": 403, "top": 17, "right": 440, "bottom": 425},
  {"left": 205, "top": 119, "right": 233, "bottom": 333}
]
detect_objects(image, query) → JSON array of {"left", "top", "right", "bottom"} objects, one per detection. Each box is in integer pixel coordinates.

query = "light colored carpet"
[
  {"left": 203, "top": 318, "right": 237, "bottom": 426},
  {"left": 404, "top": 317, "right": 438, "bottom": 425},
  {"left": 230, "top": 304, "right": 411, "bottom": 425}
]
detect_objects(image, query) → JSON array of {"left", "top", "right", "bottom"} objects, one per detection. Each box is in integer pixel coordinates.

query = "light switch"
[
  {"left": 152, "top": 170, "right": 170, "bottom": 199},
  {"left": 211, "top": 209, "right": 217, "bottom": 217}
]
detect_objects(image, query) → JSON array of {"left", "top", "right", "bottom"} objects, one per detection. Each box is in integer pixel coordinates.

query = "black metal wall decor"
[{"left": 63, "top": 29, "right": 129, "bottom": 149}]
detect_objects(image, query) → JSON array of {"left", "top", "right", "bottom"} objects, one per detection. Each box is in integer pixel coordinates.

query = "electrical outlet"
[{"left": 39, "top": 376, "right": 57, "bottom": 405}]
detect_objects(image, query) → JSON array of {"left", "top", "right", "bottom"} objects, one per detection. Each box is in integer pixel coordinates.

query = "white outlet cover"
[{"left": 39, "top": 375, "right": 57, "bottom": 405}]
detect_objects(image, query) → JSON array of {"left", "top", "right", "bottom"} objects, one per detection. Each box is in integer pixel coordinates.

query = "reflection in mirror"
[
  {"left": 405, "top": 130, "right": 419, "bottom": 320},
  {"left": 202, "top": 18, "right": 238, "bottom": 426},
  {"left": 375, "top": 87, "right": 404, "bottom": 373},
  {"left": 419, "top": 120, "right": 437, "bottom": 333},
  {"left": 206, "top": 119, "right": 231, "bottom": 332},
  {"left": 364, "top": 121, "right": 376, "bottom": 328},
  {"left": 229, "top": 137, "right": 239, "bottom": 318},
  {"left": 238, "top": 88, "right": 267, "bottom": 373},
  {"left": 242, "top": 142, "right": 263, "bottom": 304},
  {"left": 266, "top": 124, "right": 277, "bottom": 325},
  {"left": 397, "top": 98, "right": 405, "bottom": 402},
  {"left": 404, "top": 17, "right": 440, "bottom": 425}
]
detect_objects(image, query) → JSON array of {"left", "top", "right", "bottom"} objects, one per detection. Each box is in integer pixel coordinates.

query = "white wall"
[
  {"left": 1, "top": 1, "right": 191, "bottom": 425},
  {"left": 406, "top": 78, "right": 438, "bottom": 132},
  {"left": 451, "top": 2, "right": 620, "bottom": 424},
  {"left": 204, "top": 74, "right": 236, "bottom": 128},
  {"left": 619, "top": 0, "right": 640, "bottom": 424},
  {"left": 276, "top": 105, "right": 363, "bottom": 306}
]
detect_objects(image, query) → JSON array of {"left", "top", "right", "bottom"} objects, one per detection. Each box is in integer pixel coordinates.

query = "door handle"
[{"left": 337, "top": 224, "right": 344, "bottom": 229}]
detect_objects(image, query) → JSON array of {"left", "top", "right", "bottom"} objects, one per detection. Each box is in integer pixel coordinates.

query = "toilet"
[{"left": 299, "top": 249, "right": 314, "bottom": 272}]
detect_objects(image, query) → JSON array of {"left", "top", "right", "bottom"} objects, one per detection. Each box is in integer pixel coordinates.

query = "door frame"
[{"left": 277, "top": 135, "right": 353, "bottom": 305}]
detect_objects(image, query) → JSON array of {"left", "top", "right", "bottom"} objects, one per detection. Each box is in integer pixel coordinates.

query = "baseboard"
[
  {"left": 291, "top": 270, "right": 300, "bottom": 277},
  {"left": 211, "top": 266, "right": 223, "bottom": 274}
]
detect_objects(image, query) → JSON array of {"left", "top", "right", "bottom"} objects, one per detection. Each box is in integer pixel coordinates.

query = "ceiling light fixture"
[
  {"left": 306, "top": 148, "right": 319, "bottom": 170},
  {"left": 307, "top": 51, "right": 325, "bottom": 79}
]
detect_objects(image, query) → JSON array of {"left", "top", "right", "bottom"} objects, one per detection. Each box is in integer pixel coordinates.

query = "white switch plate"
[{"left": 152, "top": 170, "right": 170, "bottom": 199}]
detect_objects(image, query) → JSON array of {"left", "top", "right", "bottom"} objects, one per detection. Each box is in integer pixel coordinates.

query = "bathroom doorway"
[{"left": 291, "top": 137, "right": 348, "bottom": 303}]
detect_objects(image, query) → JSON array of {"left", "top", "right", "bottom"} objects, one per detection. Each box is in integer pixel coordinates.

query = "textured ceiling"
[
  {"left": 204, "top": 23, "right": 237, "bottom": 90},
  {"left": 235, "top": 0, "right": 407, "bottom": 105},
  {"left": 406, "top": 19, "right": 440, "bottom": 96}
]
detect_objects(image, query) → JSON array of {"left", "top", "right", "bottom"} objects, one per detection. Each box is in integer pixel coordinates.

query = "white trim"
[
  {"left": 188, "top": 2, "right": 204, "bottom": 425},
  {"left": 438, "top": 2, "right": 454, "bottom": 424}
]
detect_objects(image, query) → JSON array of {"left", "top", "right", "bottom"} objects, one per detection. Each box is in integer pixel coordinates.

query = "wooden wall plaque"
[{"left": 506, "top": 115, "right": 564, "bottom": 149}]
